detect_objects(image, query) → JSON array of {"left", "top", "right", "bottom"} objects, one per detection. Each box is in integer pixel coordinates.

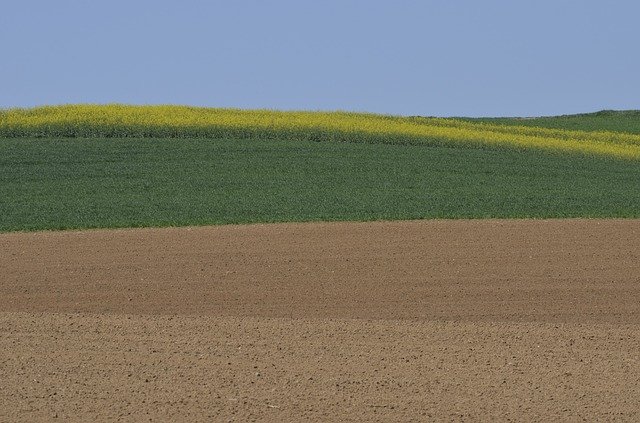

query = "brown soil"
[{"left": 1, "top": 219, "right": 640, "bottom": 421}]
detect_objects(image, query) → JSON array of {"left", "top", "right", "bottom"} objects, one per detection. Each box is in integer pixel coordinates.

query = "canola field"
[
  {"left": 1, "top": 105, "right": 639, "bottom": 232},
  {"left": 2, "top": 105, "right": 640, "bottom": 160}
]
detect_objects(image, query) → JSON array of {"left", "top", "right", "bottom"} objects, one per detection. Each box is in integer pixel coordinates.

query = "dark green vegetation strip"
[
  {"left": 466, "top": 110, "right": 640, "bottom": 134},
  {"left": 1, "top": 137, "right": 639, "bottom": 232}
]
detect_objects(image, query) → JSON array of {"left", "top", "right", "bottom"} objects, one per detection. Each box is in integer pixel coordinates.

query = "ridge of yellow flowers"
[{"left": 1, "top": 104, "right": 639, "bottom": 160}]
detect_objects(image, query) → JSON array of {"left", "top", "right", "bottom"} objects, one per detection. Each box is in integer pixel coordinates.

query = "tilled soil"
[{"left": 1, "top": 219, "right": 640, "bottom": 421}]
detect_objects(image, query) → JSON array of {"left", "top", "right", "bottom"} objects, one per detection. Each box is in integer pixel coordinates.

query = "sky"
[{"left": 1, "top": 0, "right": 639, "bottom": 117}]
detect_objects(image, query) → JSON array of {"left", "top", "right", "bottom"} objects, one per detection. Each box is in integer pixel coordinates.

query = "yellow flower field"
[{"left": 2, "top": 104, "right": 640, "bottom": 160}]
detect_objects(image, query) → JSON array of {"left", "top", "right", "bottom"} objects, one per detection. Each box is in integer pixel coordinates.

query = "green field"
[
  {"left": 465, "top": 110, "right": 640, "bottom": 134},
  {"left": 1, "top": 106, "right": 639, "bottom": 232},
  {"left": 1, "top": 135, "right": 639, "bottom": 232}
]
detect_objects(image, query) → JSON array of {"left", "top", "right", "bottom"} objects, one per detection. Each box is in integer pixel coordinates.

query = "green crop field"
[
  {"left": 1, "top": 106, "right": 639, "bottom": 232},
  {"left": 465, "top": 110, "right": 640, "bottom": 134}
]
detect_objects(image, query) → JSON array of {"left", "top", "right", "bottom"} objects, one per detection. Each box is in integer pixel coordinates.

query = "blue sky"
[{"left": 2, "top": 0, "right": 638, "bottom": 117}]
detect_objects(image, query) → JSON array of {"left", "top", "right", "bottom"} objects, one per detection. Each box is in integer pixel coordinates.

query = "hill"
[
  {"left": 464, "top": 110, "right": 640, "bottom": 134},
  {"left": 0, "top": 105, "right": 638, "bottom": 232}
]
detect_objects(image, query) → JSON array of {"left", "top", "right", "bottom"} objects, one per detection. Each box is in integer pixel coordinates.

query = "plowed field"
[{"left": 2, "top": 219, "right": 639, "bottom": 421}]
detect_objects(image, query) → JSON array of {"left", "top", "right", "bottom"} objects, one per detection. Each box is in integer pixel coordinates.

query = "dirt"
[{"left": 1, "top": 219, "right": 640, "bottom": 421}]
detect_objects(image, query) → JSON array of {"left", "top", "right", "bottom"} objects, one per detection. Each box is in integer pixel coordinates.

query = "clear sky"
[{"left": 2, "top": 0, "right": 638, "bottom": 117}]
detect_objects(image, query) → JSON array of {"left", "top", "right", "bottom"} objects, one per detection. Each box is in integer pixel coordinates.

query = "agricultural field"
[
  {"left": 1, "top": 105, "right": 640, "bottom": 232},
  {"left": 466, "top": 109, "right": 640, "bottom": 134},
  {"left": 2, "top": 106, "right": 640, "bottom": 421}
]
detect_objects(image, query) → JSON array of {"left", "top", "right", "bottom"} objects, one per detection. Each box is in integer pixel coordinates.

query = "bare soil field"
[{"left": 1, "top": 219, "right": 640, "bottom": 421}]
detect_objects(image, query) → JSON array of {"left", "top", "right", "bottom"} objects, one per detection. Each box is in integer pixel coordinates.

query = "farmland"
[
  {"left": 2, "top": 219, "right": 640, "bottom": 421},
  {"left": 1, "top": 106, "right": 639, "bottom": 232},
  {"left": 2, "top": 106, "right": 640, "bottom": 421},
  {"left": 466, "top": 109, "right": 640, "bottom": 134},
  {"left": 3, "top": 105, "right": 640, "bottom": 159}
]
